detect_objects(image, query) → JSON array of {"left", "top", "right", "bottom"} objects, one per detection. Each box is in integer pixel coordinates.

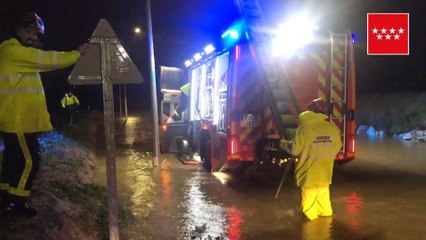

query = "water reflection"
[
  {"left": 302, "top": 217, "right": 333, "bottom": 240},
  {"left": 160, "top": 170, "right": 172, "bottom": 205},
  {"left": 342, "top": 192, "right": 364, "bottom": 231},
  {"left": 117, "top": 115, "right": 152, "bottom": 148},
  {"left": 120, "top": 116, "right": 140, "bottom": 146},
  {"left": 357, "top": 134, "right": 426, "bottom": 175},
  {"left": 182, "top": 172, "right": 227, "bottom": 239},
  {"left": 181, "top": 172, "right": 243, "bottom": 239},
  {"left": 109, "top": 115, "right": 426, "bottom": 239},
  {"left": 226, "top": 205, "right": 243, "bottom": 240},
  {"left": 301, "top": 217, "right": 386, "bottom": 240},
  {"left": 121, "top": 149, "right": 155, "bottom": 218}
]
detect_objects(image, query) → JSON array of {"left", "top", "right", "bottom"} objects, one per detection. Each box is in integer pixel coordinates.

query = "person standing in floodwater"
[{"left": 280, "top": 98, "right": 342, "bottom": 220}]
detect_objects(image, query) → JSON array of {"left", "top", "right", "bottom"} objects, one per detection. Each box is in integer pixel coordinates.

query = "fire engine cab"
[{"left": 160, "top": 0, "right": 356, "bottom": 172}]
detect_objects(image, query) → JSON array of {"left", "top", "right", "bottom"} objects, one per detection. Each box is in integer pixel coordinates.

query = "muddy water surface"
[{"left": 93, "top": 115, "right": 426, "bottom": 240}]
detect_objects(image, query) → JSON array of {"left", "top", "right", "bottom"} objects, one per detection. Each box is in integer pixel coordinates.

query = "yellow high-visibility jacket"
[
  {"left": 0, "top": 38, "right": 81, "bottom": 133},
  {"left": 281, "top": 111, "right": 342, "bottom": 187},
  {"left": 61, "top": 95, "right": 80, "bottom": 108},
  {"left": 180, "top": 82, "right": 190, "bottom": 96}
]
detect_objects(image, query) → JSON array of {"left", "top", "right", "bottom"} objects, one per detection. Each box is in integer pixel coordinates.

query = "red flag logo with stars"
[{"left": 367, "top": 13, "right": 409, "bottom": 55}]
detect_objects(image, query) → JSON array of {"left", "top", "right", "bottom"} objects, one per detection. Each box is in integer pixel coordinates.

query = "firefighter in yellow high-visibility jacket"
[
  {"left": 0, "top": 12, "right": 88, "bottom": 217},
  {"left": 280, "top": 98, "right": 342, "bottom": 221},
  {"left": 167, "top": 82, "right": 190, "bottom": 123},
  {"left": 61, "top": 91, "right": 80, "bottom": 125}
]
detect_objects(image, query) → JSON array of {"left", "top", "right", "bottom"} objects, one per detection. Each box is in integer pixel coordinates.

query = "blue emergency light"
[
  {"left": 183, "top": 20, "right": 246, "bottom": 67},
  {"left": 221, "top": 29, "right": 239, "bottom": 39},
  {"left": 221, "top": 20, "right": 245, "bottom": 49}
]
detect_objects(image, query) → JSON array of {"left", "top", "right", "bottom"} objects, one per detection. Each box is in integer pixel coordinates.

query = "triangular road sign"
[{"left": 68, "top": 19, "right": 143, "bottom": 85}]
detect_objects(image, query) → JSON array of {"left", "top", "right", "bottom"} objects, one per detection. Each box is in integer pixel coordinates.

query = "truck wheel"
[{"left": 200, "top": 138, "right": 212, "bottom": 172}]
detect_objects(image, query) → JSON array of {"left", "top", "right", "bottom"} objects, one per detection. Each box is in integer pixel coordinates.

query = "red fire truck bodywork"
[
  {"left": 179, "top": 32, "right": 356, "bottom": 172},
  {"left": 159, "top": 0, "right": 356, "bottom": 171}
]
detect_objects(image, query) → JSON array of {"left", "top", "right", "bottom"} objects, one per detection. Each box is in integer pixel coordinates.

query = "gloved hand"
[{"left": 78, "top": 43, "right": 89, "bottom": 55}]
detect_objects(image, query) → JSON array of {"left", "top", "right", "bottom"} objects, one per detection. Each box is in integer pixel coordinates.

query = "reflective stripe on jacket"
[
  {"left": 0, "top": 38, "right": 81, "bottom": 132},
  {"left": 281, "top": 111, "right": 342, "bottom": 187}
]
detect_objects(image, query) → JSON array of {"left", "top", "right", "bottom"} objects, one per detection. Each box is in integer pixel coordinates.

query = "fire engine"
[{"left": 159, "top": 0, "right": 356, "bottom": 172}]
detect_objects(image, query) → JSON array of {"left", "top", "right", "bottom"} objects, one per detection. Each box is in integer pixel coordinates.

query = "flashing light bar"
[
  {"left": 183, "top": 43, "right": 216, "bottom": 68},
  {"left": 221, "top": 20, "right": 245, "bottom": 49},
  {"left": 221, "top": 29, "right": 239, "bottom": 39},
  {"left": 184, "top": 59, "right": 193, "bottom": 67},
  {"left": 194, "top": 53, "right": 202, "bottom": 61},
  {"left": 204, "top": 44, "right": 215, "bottom": 54}
]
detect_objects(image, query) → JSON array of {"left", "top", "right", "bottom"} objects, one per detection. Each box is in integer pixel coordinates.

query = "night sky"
[{"left": 1, "top": 0, "right": 425, "bottom": 111}]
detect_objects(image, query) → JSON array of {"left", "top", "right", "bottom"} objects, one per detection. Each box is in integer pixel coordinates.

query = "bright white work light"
[
  {"left": 272, "top": 14, "right": 318, "bottom": 57},
  {"left": 184, "top": 59, "right": 193, "bottom": 67},
  {"left": 204, "top": 44, "right": 215, "bottom": 55},
  {"left": 193, "top": 53, "right": 202, "bottom": 61}
]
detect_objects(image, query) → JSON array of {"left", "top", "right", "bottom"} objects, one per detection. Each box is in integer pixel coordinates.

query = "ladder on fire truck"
[
  {"left": 233, "top": 0, "right": 299, "bottom": 140},
  {"left": 329, "top": 33, "right": 349, "bottom": 153},
  {"left": 234, "top": 0, "right": 353, "bottom": 198}
]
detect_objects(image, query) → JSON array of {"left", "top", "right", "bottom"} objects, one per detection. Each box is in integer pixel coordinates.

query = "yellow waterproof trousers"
[{"left": 301, "top": 185, "right": 332, "bottom": 220}]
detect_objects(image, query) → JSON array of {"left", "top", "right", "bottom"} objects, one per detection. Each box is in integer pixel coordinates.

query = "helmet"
[
  {"left": 16, "top": 12, "right": 45, "bottom": 35},
  {"left": 308, "top": 98, "right": 328, "bottom": 114}
]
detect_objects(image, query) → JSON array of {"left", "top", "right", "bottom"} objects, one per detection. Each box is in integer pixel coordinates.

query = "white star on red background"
[{"left": 372, "top": 27, "right": 404, "bottom": 40}]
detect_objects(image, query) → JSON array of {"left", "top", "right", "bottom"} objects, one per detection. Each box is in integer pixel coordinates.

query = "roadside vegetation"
[
  {"left": 0, "top": 131, "right": 105, "bottom": 240},
  {"left": 357, "top": 92, "right": 426, "bottom": 135},
  {"left": 0, "top": 111, "right": 131, "bottom": 240}
]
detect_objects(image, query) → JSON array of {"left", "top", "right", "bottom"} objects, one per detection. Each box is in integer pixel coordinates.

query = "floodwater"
[{"left": 93, "top": 115, "right": 426, "bottom": 240}]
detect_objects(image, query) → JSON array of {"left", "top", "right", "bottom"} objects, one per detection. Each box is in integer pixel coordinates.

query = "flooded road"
[{"left": 93, "top": 114, "right": 426, "bottom": 240}]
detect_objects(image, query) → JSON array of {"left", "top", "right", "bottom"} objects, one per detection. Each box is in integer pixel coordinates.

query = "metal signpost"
[
  {"left": 146, "top": 0, "right": 161, "bottom": 166},
  {"left": 68, "top": 19, "right": 143, "bottom": 240},
  {"left": 118, "top": 85, "right": 129, "bottom": 120}
]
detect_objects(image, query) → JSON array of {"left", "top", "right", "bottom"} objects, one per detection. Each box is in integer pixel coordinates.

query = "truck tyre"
[{"left": 200, "top": 137, "right": 212, "bottom": 172}]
